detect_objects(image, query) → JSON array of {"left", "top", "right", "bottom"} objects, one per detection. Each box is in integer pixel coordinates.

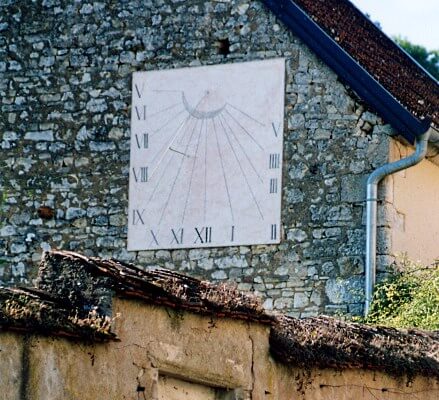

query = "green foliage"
[
  {"left": 394, "top": 36, "right": 439, "bottom": 80},
  {"left": 364, "top": 260, "right": 439, "bottom": 331}
]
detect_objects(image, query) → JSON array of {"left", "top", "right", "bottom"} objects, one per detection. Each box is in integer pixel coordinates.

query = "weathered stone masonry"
[{"left": 0, "top": 0, "right": 397, "bottom": 316}]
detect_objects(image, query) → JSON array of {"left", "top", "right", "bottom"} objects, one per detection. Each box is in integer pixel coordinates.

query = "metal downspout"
[{"left": 365, "top": 126, "right": 433, "bottom": 316}]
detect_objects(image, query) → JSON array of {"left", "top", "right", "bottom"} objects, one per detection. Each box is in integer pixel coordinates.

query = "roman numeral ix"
[{"left": 132, "top": 209, "right": 145, "bottom": 225}]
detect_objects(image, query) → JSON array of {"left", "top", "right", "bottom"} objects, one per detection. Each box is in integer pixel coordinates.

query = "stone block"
[
  {"left": 24, "top": 130, "right": 54, "bottom": 141},
  {"left": 293, "top": 292, "right": 309, "bottom": 308},
  {"left": 341, "top": 174, "right": 367, "bottom": 203},
  {"left": 325, "top": 277, "right": 364, "bottom": 304}
]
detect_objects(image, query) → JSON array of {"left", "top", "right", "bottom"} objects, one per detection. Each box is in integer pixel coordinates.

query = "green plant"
[{"left": 364, "top": 259, "right": 439, "bottom": 331}]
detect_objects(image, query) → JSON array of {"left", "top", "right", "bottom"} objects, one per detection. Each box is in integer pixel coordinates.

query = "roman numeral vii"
[{"left": 135, "top": 133, "right": 149, "bottom": 149}]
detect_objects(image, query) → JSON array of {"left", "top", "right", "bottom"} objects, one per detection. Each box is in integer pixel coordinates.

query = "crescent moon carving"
[{"left": 182, "top": 92, "right": 226, "bottom": 120}]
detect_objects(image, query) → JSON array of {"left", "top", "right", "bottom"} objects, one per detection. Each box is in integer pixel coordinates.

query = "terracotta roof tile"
[{"left": 292, "top": 0, "right": 439, "bottom": 126}]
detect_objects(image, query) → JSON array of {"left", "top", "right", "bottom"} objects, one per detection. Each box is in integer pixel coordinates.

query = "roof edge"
[{"left": 262, "top": 0, "right": 432, "bottom": 143}]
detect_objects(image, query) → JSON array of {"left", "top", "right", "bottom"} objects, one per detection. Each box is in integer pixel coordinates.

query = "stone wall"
[{"left": 0, "top": 0, "right": 396, "bottom": 316}]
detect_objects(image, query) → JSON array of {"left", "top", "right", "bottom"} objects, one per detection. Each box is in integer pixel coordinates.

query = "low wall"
[{"left": 1, "top": 298, "right": 438, "bottom": 400}]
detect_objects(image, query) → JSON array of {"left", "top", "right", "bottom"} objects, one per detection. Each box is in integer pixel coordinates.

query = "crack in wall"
[
  {"left": 19, "top": 335, "right": 30, "bottom": 400},
  {"left": 247, "top": 323, "right": 256, "bottom": 400}
]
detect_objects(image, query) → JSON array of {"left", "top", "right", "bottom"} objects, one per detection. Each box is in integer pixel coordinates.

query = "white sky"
[{"left": 351, "top": 0, "right": 439, "bottom": 51}]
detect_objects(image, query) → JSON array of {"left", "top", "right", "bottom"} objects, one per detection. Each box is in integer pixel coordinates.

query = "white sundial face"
[{"left": 128, "top": 58, "right": 285, "bottom": 251}]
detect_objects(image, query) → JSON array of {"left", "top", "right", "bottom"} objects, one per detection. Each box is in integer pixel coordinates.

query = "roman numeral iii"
[{"left": 269, "top": 178, "right": 278, "bottom": 194}]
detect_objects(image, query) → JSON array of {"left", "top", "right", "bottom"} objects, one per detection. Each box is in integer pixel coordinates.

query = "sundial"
[{"left": 128, "top": 58, "right": 285, "bottom": 251}]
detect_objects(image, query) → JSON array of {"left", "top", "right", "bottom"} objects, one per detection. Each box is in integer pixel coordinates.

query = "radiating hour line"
[
  {"left": 226, "top": 103, "right": 265, "bottom": 126},
  {"left": 158, "top": 115, "right": 200, "bottom": 225},
  {"left": 150, "top": 108, "right": 186, "bottom": 137},
  {"left": 153, "top": 89, "right": 183, "bottom": 93},
  {"left": 212, "top": 117, "right": 234, "bottom": 222},
  {"left": 150, "top": 92, "right": 210, "bottom": 184},
  {"left": 181, "top": 118, "right": 204, "bottom": 225},
  {"left": 147, "top": 102, "right": 182, "bottom": 119},
  {"left": 224, "top": 108, "right": 263, "bottom": 150},
  {"left": 218, "top": 116, "right": 264, "bottom": 220},
  {"left": 146, "top": 118, "right": 197, "bottom": 206},
  {"left": 204, "top": 118, "right": 208, "bottom": 223},
  {"left": 148, "top": 112, "right": 193, "bottom": 180},
  {"left": 220, "top": 114, "right": 263, "bottom": 183}
]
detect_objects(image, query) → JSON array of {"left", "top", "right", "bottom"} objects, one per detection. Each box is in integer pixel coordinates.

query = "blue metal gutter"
[{"left": 262, "top": 0, "right": 431, "bottom": 143}]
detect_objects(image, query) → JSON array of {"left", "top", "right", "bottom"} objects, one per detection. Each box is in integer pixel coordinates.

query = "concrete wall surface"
[
  {"left": 0, "top": 298, "right": 437, "bottom": 400},
  {"left": 388, "top": 140, "right": 439, "bottom": 265}
]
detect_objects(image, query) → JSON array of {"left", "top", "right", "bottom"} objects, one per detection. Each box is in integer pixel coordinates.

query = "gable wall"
[{"left": 0, "top": 0, "right": 396, "bottom": 316}]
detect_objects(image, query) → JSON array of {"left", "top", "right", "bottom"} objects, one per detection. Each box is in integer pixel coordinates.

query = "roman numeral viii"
[{"left": 132, "top": 167, "right": 148, "bottom": 183}]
